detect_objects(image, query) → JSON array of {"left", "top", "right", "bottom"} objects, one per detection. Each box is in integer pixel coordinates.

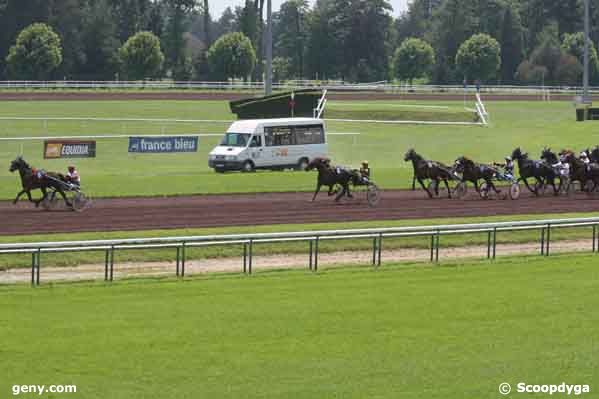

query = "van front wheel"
[
  {"left": 296, "top": 158, "right": 309, "bottom": 171},
  {"left": 242, "top": 160, "right": 255, "bottom": 173}
]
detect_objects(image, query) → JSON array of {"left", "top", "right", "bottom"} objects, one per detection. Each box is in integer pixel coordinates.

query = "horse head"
[
  {"left": 540, "top": 147, "right": 556, "bottom": 163},
  {"left": 9, "top": 156, "right": 28, "bottom": 173},
  {"left": 453, "top": 156, "right": 468, "bottom": 173},
  {"left": 403, "top": 148, "right": 418, "bottom": 162},
  {"left": 306, "top": 157, "right": 328, "bottom": 172},
  {"left": 511, "top": 147, "right": 525, "bottom": 160}
]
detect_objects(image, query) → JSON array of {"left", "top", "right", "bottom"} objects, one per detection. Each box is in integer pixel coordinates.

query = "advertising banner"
[
  {"left": 44, "top": 140, "right": 96, "bottom": 159},
  {"left": 128, "top": 136, "right": 199, "bottom": 153}
]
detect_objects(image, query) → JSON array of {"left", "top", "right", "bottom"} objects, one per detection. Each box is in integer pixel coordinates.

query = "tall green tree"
[
  {"left": 274, "top": 0, "right": 309, "bottom": 79},
  {"left": 207, "top": 32, "right": 256, "bottom": 81},
  {"left": 392, "top": 37, "right": 435, "bottom": 84},
  {"left": 6, "top": 23, "right": 62, "bottom": 79},
  {"left": 49, "top": 0, "right": 87, "bottom": 78},
  {"left": 118, "top": 31, "right": 164, "bottom": 80},
  {"left": 561, "top": 32, "right": 599, "bottom": 84},
  {"left": 163, "top": 0, "right": 198, "bottom": 80},
  {"left": 455, "top": 33, "right": 501, "bottom": 82},
  {"left": 500, "top": 3, "right": 524, "bottom": 83}
]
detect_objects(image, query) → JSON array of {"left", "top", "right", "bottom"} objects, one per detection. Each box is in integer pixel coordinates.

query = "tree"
[
  {"left": 392, "top": 37, "right": 435, "bottom": 84},
  {"left": 207, "top": 32, "right": 256, "bottom": 81},
  {"left": 562, "top": 32, "right": 599, "bottom": 83},
  {"left": 163, "top": 0, "right": 198, "bottom": 80},
  {"left": 455, "top": 33, "right": 501, "bottom": 82},
  {"left": 118, "top": 31, "right": 164, "bottom": 80},
  {"left": 499, "top": 4, "right": 524, "bottom": 83},
  {"left": 6, "top": 23, "right": 62, "bottom": 79},
  {"left": 274, "top": 0, "right": 309, "bottom": 79}
]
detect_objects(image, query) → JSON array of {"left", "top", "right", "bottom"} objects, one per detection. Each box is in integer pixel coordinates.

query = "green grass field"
[
  {"left": 1, "top": 99, "right": 597, "bottom": 199},
  {"left": 1, "top": 254, "right": 597, "bottom": 398}
]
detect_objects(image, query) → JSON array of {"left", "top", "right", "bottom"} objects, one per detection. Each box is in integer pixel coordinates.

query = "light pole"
[
  {"left": 583, "top": 0, "right": 591, "bottom": 104},
  {"left": 265, "top": 0, "right": 273, "bottom": 96}
]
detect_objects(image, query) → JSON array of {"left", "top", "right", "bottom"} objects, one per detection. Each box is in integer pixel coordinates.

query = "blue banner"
[{"left": 128, "top": 136, "right": 198, "bottom": 153}]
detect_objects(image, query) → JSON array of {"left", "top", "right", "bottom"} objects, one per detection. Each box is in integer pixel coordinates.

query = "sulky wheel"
[
  {"left": 479, "top": 182, "right": 490, "bottom": 199},
  {"left": 366, "top": 183, "right": 381, "bottom": 207},
  {"left": 72, "top": 192, "right": 91, "bottom": 212},
  {"left": 509, "top": 183, "right": 521, "bottom": 200},
  {"left": 41, "top": 193, "right": 59, "bottom": 211},
  {"left": 454, "top": 182, "right": 467, "bottom": 199}
]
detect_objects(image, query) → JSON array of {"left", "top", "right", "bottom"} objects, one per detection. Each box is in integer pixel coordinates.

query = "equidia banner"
[
  {"left": 44, "top": 140, "right": 96, "bottom": 159},
  {"left": 128, "top": 136, "right": 199, "bottom": 153}
]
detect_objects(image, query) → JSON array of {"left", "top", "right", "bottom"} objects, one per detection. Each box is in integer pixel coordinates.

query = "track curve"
[{"left": 1, "top": 189, "right": 599, "bottom": 236}]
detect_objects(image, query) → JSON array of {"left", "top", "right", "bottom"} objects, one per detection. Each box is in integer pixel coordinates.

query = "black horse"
[
  {"left": 511, "top": 147, "right": 558, "bottom": 195},
  {"left": 404, "top": 149, "right": 455, "bottom": 198},
  {"left": 560, "top": 149, "right": 599, "bottom": 192},
  {"left": 589, "top": 146, "right": 599, "bottom": 163},
  {"left": 306, "top": 157, "right": 357, "bottom": 202},
  {"left": 454, "top": 156, "right": 500, "bottom": 195},
  {"left": 9, "top": 156, "right": 72, "bottom": 208}
]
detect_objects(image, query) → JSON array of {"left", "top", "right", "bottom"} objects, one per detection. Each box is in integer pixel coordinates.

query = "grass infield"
[
  {"left": 1, "top": 253, "right": 597, "bottom": 398},
  {"left": 1, "top": 99, "right": 598, "bottom": 199}
]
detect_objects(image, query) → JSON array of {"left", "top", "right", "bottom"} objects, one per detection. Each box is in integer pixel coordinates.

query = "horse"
[
  {"left": 511, "top": 147, "right": 558, "bottom": 195},
  {"left": 404, "top": 149, "right": 455, "bottom": 198},
  {"left": 9, "top": 156, "right": 72, "bottom": 208},
  {"left": 306, "top": 157, "right": 357, "bottom": 202},
  {"left": 454, "top": 156, "right": 500, "bottom": 195},
  {"left": 560, "top": 149, "right": 599, "bottom": 192},
  {"left": 589, "top": 146, "right": 599, "bottom": 163},
  {"left": 541, "top": 147, "right": 571, "bottom": 193}
]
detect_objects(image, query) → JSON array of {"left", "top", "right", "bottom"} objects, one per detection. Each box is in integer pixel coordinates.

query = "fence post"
[
  {"left": 243, "top": 242, "right": 247, "bottom": 274},
  {"left": 372, "top": 237, "right": 377, "bottom": 266},
  {"left": 104, "top": 249, "right": 110, "bottom": 281},
  {"left": 540, "top": 228, "right": 545, "bottom": 255},
  {"left": 492, "top": 228, "right": 497, "bottom": 259},
  {"left": 377, "top": 233, "right": 382, "bottom": 267},
  {"left": 594, "top": 225, "right": 597, "bottom": 253},
  {"left": 545, "top": 224, "right": 551, "bottom": 256},
  {"left": 487, "top": 231, "right": 491, "bottom": 259},
  {"left": 309, "top": 240, "right": 313, "bottom": 270},
  {"left": 109, "top": 246, "right": 114, "bottom": 281},
  {"left": 430, "top": 234, "right": 435, "bottom": 262},
  {"left": 249, "top": 239, "right": 253, "bottom": 275},
  {"left": 35, "top": 249, "right": 40, "bottom": 286},
  {"left": 181, "top": 243, "right": 186, "bottom": 277},
  {"left": 31, "top": 252, "right": 36, "bottom": 286},
  {"left": 176, "top": 246, "right": 181, "bottom": 277},
  {"left": 314, "top": 236, "right": 319, "bottom": 271},
  {"left": 435, "top": 230, "right": 440, "bottom": 263}
]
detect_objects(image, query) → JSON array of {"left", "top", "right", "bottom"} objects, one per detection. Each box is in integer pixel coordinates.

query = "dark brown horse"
[
  {"left": 560, "top": 150, "right": 599, "bottom": 192},
  {"left": 454, "top": 156, "right": 500, "bottom": 195},
  {"left": 404, "top": 149, "right": 455, "bottom": 198},
  {"left": 306, "top": 157, "right": 357, "bottom": 202},
  {"left": 9, "top": 156, "right": 72, "bottom": 208}
]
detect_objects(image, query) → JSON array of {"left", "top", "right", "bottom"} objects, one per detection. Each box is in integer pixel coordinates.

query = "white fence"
[
  {"left": 2, "top": 216, "right": 598, "bottom": 285},
  {"left": 0, "top": 80, "right": 598, "bottom": 96}
]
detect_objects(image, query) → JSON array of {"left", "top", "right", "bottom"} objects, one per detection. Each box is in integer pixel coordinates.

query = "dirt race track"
[{"left": 1, "top": 189, "right": 599, "bottom": 236}]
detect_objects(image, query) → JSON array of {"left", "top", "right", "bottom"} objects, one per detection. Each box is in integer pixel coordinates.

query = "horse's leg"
[
  {"left": 312, "top": 183, "right": 322, "bottom": 202},
  {"left": 327, "top": 185, "right": 335, "bottom": 196},
  {"left": 57, "top": 188, "right": 72, "bottom": 208},
  {"left": 433, "top": 178, "right": 440, "bottom": 196},
  {"left": 13, "top": 190, "right": 27, "bottom": 204},
  {"left": 417, "top": 177, "right": 432, "bottom": 198},
  {"left": 473, "top": 180, "right": 480, "bottom": 193},
  {"left": 411, "top": 174, "right": 416, "bottom": 191},
  {"left": 335, "top": 183, "right": 348, "bottom": 202},
  {"left": 443, "top": 179, "right": 452, "bottom": 198},
  {"left": 521, "top": 177, "right": 536, "bottom": 194},
  {"left": 35, "top": 187, "right": 47, "bottom": 207},
  {"left": 548, "top": 177, "right": 558, "bottom": 195},
  {"left": 489, "top": 179, "right": 500, "bottom": 194}
]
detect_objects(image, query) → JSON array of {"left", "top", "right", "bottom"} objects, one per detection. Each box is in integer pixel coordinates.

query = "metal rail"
[
  {"left": 1, "top": 217, "right": 598, "bottom": 286},
  {"left": 0, "top": 80, "right": 598, "bottom": 95}
]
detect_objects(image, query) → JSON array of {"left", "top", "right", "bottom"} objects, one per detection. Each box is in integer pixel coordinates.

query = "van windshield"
[{"left": 221, "top": 133, "right": 250, "bottom": 147}]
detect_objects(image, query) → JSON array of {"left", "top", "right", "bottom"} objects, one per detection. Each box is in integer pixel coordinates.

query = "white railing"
[
  {"left": 1, "top": 80, "right": 599, "bottom": 96},
  {"left": 2, "top": 216, "right": 598, "bottom": 285}
]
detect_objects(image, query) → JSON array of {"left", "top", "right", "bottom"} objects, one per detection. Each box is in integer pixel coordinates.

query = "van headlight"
[
  {"left": 209, "top": 154, "right": 216, "bottom": 160},
  {"left": 225, "top": 155, "right": 237, "bottom": 161}
]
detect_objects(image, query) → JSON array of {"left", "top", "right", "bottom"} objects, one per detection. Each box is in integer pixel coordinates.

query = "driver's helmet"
[
  {"left": 581, "top": 151, "right": 588, "bottom": 159},
  {"left": 361, "top": 160, "right": 369, "bottom": 167},
  {"left": 505, "top": 156, "right": 512, "bottom": 162},
  {"left": 68, "top": 165, "right": 75, "bottom": 172}
]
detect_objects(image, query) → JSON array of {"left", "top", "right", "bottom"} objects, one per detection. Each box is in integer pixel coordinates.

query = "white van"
[{"left": 208, "top": 118, "right": 328, "bottom": 172}]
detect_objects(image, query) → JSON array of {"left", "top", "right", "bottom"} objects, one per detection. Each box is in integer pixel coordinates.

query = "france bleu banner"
[{"left": 128, "top": 136, "right": 199, "bottom": 153}]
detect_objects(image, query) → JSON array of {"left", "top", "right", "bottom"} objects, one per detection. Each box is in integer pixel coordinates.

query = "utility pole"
[
  {"left": 265, "top": 0, "right": 273, "bottom": 96},
  {"left": 584, "top": 0, "right": 591, "bottom": 104}
]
